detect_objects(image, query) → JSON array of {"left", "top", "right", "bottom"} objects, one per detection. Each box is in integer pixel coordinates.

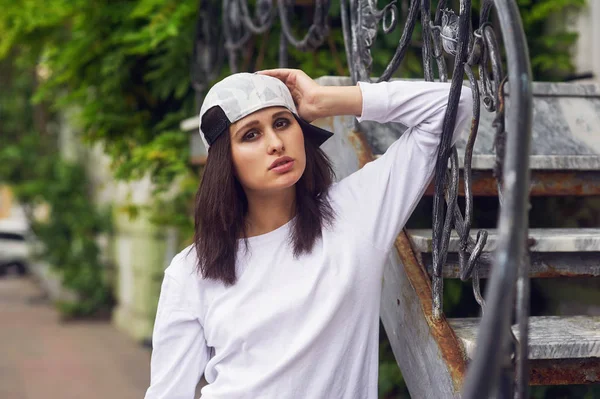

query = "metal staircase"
[
  {"left": 411, "top": 229, "right": 600, "bottom": 385},
  {"left": 406, "top": 79, "right": 600, "bottom": 389}
]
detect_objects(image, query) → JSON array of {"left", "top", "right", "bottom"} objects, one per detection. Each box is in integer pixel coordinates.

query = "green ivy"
[
  {"left": 1, "top": 51, "right": 112, "bottom": 318},
  {"left": 34, "top": 160, "right": 113, "bottom": 317},
  {"left": 0, "top": 0, "right": 198, "bottom": 193},
  {"left": 0, "top": 131, "right": 113, "bottom": 318}
]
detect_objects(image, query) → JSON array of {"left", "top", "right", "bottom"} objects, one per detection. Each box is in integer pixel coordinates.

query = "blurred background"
[{"left": 1, "top": 0, "right": 599, "bottom": 398}]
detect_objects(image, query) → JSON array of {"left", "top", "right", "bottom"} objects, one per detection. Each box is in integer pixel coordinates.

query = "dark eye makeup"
[
  {"left": 241, "top": 117, "right": 291, "bottom": 142},
  {"left": 274, "top": 117, "right": 290, "bottom": 129},
  {"left": 243, "top": 130, "right": 259, "bottom": 141}
]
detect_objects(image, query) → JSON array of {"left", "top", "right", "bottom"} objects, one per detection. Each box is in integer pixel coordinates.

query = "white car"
[{"left": 0, "top": 219, "right": 32, "bottom": 276}]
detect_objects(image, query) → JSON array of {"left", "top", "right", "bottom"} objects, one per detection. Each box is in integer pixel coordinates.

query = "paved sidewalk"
[{"left": 0, "top": 276, "right": 151, "bottom": 399}]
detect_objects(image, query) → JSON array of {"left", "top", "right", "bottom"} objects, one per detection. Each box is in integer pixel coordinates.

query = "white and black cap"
[{"left": 198, "top": 73, "right": 333, "bottom": 150}]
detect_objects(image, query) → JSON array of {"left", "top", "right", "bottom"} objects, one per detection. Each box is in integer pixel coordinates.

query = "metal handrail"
[{"left": 462, "top": 1, "right": 532, "bottom": 397}]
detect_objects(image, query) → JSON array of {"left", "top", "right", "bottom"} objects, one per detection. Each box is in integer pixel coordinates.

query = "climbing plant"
[
  {"left": 31, "top": 155, "right": 114, "bottom": 318},
  {"left": 0, "top": 55, "right": 113, "bottom": 318},
  {"left": 0, "top": 135, "right": 113, "bottom": 318},
  {"left": 0, "top": 0, "right": 585, "bottom": 195}
]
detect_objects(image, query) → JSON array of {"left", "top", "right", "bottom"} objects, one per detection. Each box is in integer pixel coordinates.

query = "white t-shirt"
[{"left": 145, "top": 80, "right": 473, "bottom": 399}]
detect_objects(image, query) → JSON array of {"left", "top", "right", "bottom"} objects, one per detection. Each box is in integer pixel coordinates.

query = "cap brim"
[{"left": 293, "top": 115, "right": 334, "bottom": 147}]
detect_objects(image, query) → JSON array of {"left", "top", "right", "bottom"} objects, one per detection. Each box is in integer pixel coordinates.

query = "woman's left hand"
[
  {"left": 257, "top": 69, "right": 323, "bottom": 122},
  {"left": 259, "top": 68, "right": 363, "bottom": 121}
]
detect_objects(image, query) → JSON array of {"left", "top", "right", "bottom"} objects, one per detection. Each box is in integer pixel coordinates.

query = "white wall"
[
  {"left": 85, "top": 143, "right": 176, "bottom": 341},
  {"left": 52, "top": 108, "right": 178, "bottom": 340},
  {"left": 572, "top": 1, "right": 600, "bottom": 82}
]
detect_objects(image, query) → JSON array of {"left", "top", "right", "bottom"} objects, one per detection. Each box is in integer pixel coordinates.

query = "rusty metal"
[
  {"left": 347, "top": 130, "right": 375, "bottom": 169},
  {"left": 423, "top": 171, "right": 600, "bottom": 196},
  {"left": 530, "top": 172, "right": 600, "bottom": 196},
  {"left": 351, "top": 123, "right": 468, "bottom": 392},
  {"left": 529, "top": 358, "right": 600, "bottom": 385},
  {"left": 531, "top": 270, "right": 599, "bottom": 278},
  {"left": 395, "top": 232, "right": 467, "bottom": 391},
  {"left": 422, "top": 252, "right": 600, "bottom": 279}
]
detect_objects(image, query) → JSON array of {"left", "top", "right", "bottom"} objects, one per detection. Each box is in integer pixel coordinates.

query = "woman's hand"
[
  {"left": 257, "top": 69, "right": 323, "bottom": 122},
  {"left": 258, "top": 68, "right": 363, "bottom": 121}
]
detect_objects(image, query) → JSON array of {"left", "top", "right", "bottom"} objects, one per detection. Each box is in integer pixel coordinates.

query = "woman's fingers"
[
  {"left": 256, "top": 68, "right": 300, "bottom": 82},
  {"left": 257, "top": 69, "right": 300, "bottom": 93},
  {"left": 257, "top": 69, "right": 321, "bottom": 121}
]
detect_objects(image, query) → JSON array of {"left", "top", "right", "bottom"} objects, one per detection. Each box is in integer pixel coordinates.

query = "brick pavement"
[{"left": 0, "top": 276, "right": 151, "bottom": 399}]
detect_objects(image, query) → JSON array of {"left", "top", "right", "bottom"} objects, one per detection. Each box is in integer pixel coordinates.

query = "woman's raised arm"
[
  {"left": 334, "top": 80, "right": 473, "bottom": 252},
  {"left": 357, "top": 80, "right": 472, "bottom": 153}
]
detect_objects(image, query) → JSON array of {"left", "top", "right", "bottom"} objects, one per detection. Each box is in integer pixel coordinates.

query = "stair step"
[
  {"left": 408, "top": 228, "right": 600, "bottom": 253},
  {"left": 373, "top": 154, "right": 600, "bottom": 171},
  {"left": 421, "top": 252, "right": 600, "bottom": 278},
  {"left": 449, "top": 316, "right": 600, "bottom": 360},
  {"left": 455, "top": 154, "right": 600, "bottom": 171}
]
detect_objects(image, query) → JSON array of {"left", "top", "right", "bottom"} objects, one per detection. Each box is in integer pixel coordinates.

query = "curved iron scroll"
[
  {"left": 462, "top": 2, "right": 533, "bottom": 397},
  {"left": 191, "top": 0, "right": 533, "bottom": 396}
]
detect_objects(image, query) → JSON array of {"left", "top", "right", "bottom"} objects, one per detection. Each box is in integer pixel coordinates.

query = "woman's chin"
[
  {"left": 261, "top": 172, "right": 302, "bottom": 193},
  {"left": 271, "top": 174, "right": 301, "bottom": 190},
  {"left": 244, "top": 169, "right": 304, "bottom": 194}
]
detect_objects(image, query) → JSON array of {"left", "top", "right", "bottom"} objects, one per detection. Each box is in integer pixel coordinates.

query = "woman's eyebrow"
[
  {"left": 272, "top": 110, "right": 292, "bottom": 119},
  {"left": 234, "top": 120, "right": 260, "bottom": 136}
]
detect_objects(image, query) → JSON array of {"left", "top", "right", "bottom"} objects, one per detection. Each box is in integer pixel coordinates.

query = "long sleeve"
[
  {"left": 335, "top": 80, "right": 473, "bottom": 252},
  {"left": 145, "top": 273, "right": 210, "bottom": 399}
]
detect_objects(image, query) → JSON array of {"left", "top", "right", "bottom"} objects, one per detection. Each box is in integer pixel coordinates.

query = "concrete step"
[
  {"left": 450, "top": 316, "right": 600, "bottom": 360},
  {"left": 409, "top": 228, "right": 600, "bottom": 278},
  {"left": 449, "top": 316, "right": 600, "bottom": 384},
  {"left": 422, "top": 252, "right": 600, "bottom": 278},
  {"left": 420, "top": 252, "right": 600, "bottom": 278},
  {"left": 408, "top": 228, "right": 600, "bottom": 253},
  {"left": 373, "top": 153, "right": 600, "bottom": 171}
]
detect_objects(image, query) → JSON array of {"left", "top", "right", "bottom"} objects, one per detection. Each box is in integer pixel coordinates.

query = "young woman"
[{"left": 145, "top": 69, "right": 473, "bottom": 399}]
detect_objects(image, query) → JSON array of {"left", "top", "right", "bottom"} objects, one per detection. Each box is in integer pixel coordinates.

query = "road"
[{"left": 0, "top": 276, "right": 151, "bottom": 399}]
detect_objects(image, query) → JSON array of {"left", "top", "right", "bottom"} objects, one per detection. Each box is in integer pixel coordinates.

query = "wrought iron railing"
[{"left": 191, "top": 0, "right": 533, "bottom": 397}]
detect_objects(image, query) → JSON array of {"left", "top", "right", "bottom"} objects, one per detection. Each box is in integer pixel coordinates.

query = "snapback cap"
[{"left": 198, "top": 73, "right": 333, "bottom": 150}]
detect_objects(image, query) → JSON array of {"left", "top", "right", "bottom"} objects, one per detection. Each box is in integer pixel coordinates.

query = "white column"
[{"left": 572, "top": 1, "right": 600, "bottom": 82}]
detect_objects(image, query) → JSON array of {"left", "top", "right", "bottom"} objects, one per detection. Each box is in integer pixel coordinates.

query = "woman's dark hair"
[{"left": 193, "top": 126, "right": 336, "bottom": 286}]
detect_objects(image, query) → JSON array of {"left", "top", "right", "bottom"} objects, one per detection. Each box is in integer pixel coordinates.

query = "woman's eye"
[
  {"left": 243, "top": 130, "right": 259, "bottom": 141},
  {"left": 274, "top": 118, "right": 290, "bottom": 129}
]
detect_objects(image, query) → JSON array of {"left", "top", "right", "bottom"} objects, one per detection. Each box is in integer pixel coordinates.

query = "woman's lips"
[{"left": 270, "top": 160, "right": 294, "bottom": 174}]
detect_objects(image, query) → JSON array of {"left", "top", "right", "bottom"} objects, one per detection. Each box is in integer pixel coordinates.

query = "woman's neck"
[{"left": 244, "top": 187, "right": 296, "bottom": 237}]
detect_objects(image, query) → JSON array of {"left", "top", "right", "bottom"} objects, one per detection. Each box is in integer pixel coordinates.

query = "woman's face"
[{"left": 229, "top": 106, "right": 306, "bottom": 194}]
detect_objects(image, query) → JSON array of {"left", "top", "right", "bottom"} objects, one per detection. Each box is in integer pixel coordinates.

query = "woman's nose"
[{"left": 266, "top": 130, "right": 285, "bottom": 154}]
